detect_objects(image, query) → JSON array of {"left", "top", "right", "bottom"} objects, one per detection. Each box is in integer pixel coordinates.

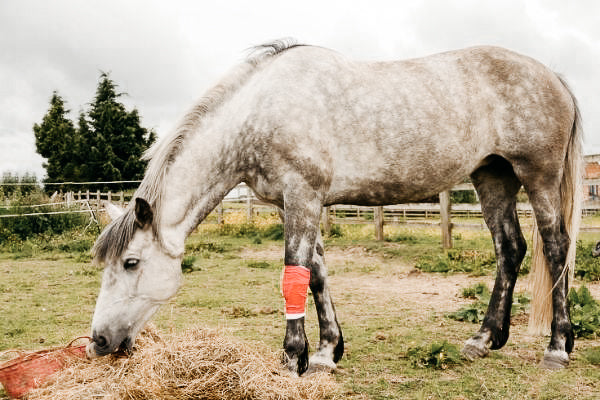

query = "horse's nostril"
[{"left": 95, "top": 335, "right": 108, "bottom": 348}]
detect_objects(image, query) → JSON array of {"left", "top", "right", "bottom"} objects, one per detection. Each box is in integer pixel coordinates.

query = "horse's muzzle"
[{"left": 86, "top": 331, "right": 132, "bottom": 358}]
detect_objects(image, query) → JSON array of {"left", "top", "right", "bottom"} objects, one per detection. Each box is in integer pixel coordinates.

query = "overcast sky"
[{"left": 1, "top": 0, "right": 599, "bottom": 178}]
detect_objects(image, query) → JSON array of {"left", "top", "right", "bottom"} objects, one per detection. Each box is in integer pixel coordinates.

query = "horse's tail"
[{"left": 528, "top": 75, "right": 583, "bottom": 335}]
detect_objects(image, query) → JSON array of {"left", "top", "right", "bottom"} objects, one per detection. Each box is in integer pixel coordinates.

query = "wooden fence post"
[
  {"left": 374, "top": 206, "right": 384, "bottom": 241},
  {"left": 86, "top": 190, "right": 90, "bottom": 201},
  {"left": 119, "top": 191, "right": 124, "bottom": 207},
  {"left": 440, "top": 190, "right": 453, "bottom": 249},
  {"left": 246, "top": 193, "right": 253, "bottom": 223},
  {"left": 322, "top": 206, "right": 331, "bottom": 236},
  {"left": 217, "top": 202, "right": 224, "bottom": 225},
  {"left": 107, "top": 191, "right": 112, "bottom": 203}
]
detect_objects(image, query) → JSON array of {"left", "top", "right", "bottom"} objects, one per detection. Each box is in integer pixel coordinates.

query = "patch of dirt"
[
  {"left": 330, "top": 269, "right": 493, "bottom": 312},
  {"left": 238, "top": 243, "right": 600, "bottom": 316},
  {"left": 238, "top": 245, "right": 283, "bottom": 261}
]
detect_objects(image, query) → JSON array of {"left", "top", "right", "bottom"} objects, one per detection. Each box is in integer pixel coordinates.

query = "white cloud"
[{"left": 1, "top": 0, "right": 598, "bottom": 175}]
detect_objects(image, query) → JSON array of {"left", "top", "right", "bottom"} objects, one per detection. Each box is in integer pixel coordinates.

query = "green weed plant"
[
  {"left": 574, "top": 241, "right": 600, "bottom": 281},
  {"left": 568, "top": 285, "right": 600, "bottom": 339},
  {"left": 449, "top": 283, "right": 529, "bottom": 323},
  {"left": 406, "top": 341, "right": 462, "bottom": 369}
]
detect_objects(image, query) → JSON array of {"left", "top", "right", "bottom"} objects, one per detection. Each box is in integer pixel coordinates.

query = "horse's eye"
[{"left": 124, "top": 258, "right": 139, "bottom": 270}]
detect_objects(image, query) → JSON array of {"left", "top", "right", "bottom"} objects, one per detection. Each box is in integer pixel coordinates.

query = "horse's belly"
[
  {"left": 323, "top": 139, "right": 479, "bottom": 206},
  {"left": 325, "top": 171, "right": 464, "bottom": 206}
]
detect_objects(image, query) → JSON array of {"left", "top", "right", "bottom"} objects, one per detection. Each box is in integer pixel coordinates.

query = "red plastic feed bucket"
[{"left": 0, "top": 338, "right": 89, "bottom": 399}]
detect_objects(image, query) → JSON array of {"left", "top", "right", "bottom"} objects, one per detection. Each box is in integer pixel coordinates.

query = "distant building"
[{"left": 585, "top": 154, "right": 600, "bottom": 202}]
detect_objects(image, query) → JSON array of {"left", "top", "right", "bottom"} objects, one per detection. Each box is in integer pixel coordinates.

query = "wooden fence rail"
[{"left": 42, "top": 186, "right": 600, "bottom": 247}]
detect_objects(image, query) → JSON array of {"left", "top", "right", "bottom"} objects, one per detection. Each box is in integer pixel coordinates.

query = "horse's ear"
[
  {"left": 103, "top": 201, "right": 125, "bottom": 221},
  {"left": 134, "top": 198, "right": 154, "bottom": 227}
]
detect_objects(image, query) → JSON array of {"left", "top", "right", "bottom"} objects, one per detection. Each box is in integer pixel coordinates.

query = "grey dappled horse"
[{"left": 86, "top": 40, "right": 583, "bottom": 374}]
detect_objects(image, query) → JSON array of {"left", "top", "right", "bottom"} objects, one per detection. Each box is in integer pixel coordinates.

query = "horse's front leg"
[
  {"left": 306, "top": 229, "right": 344, "bottom": 373},
  {"left": 281, "top": 193, "right": 322, "bottom": 375}
]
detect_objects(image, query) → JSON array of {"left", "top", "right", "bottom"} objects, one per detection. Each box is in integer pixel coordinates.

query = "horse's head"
[
  {"left": 593, "top": 241, "right": 600, "bottom": 258},
  {"left": 86, "top": 198, "right": 182, "bottom": 358}
]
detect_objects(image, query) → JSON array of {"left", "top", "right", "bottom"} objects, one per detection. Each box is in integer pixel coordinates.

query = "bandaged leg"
[{"left": 282, "top": 265, "right": 311, "bottom": 319}]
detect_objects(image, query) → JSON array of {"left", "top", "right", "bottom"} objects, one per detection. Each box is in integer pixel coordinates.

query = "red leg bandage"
[{"left": 282, "top": 265, "right": 311, "bottom": 319}]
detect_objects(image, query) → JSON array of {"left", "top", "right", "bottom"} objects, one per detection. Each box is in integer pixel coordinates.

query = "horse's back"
[{"left": 241, "top": 45, "right": 575, "bottom": 205}]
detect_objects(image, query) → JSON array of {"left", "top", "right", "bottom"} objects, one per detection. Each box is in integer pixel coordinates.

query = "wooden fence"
[{"left": 38, "top": 183, "right": 600, "bottom": 248}]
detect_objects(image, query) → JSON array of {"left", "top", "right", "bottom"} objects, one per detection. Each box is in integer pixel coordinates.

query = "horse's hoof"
[
  {"left": 305, "top": 356, "right": 336, "bottom": 375},
  {"left": 540, "top": 350, "right": 569, "bottom": 369},
  {"left": 281, "top": 354, "right": 301, "bottom": 377},
  {"left": 462, "top": 338, "right": 489, "bottom": 360}
]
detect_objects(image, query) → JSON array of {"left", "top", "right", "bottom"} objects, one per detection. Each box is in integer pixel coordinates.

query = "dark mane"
[
  {"left": 92, "top": 39, "right": 302, "bottom": 263},
  {"left": 246, "top": 38, "right": 304, "bottom": 65}
]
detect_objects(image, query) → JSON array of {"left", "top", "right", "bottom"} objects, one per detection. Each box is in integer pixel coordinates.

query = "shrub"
[
  {"left": 568, "top": 285, "right": 600, "bottom": 339},
  {"left": 58, "top": 238, "right": 94, "bottom": 253},
  {"left": 416, "top": 249, "right": 496, "bottom": 275},
  {"left": 574, "top": 241, "right": 600, "bottom": 281},
  {"left": 216, "top": 221, "right": 284, "bottom": 241},
  {"left": 406, "top": 341, "right": 462, "bottom": 369},
  {"left": 461, "top": 282, "right": 489, "bottom": 299},
  {"left": 185, "top": 241, "right": 227, "bottom": 254},
  {"left": 385, "top": 233, "right": 418, "bottom": 244},
  {"left": 326, "top": 224, "right": 343, "bottom": 238},
  {"left": 261, "top": 224, "right": 284, "bottom": 240},
  {"left": 448, "top": 283, "right": 529, "bottom": 323},
  {"left": 218, "top": 223, "right": 259, "bottom": 238},
  {"left": 0, "top": 193, "right": 89, "bottom": 242},
  {"left": 450, "top": 190, "right": 477, "bottom": 204},
  {"left": 0, "top": 227, "right": 96, "bottom": 257},
  {"left": 448, "top": 301, "right": 488, "bottom": 323},
  {"left": 0, "top": 172, "right": 40, "bottom": 198},
  {"left": 181, "top": 256, "right": 199, "bottom": 273},
  {"left": 583, "top": 347, "right": 600, "bottom": 365}
]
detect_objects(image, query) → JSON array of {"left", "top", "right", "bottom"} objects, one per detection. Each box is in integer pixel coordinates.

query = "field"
[{"left": 2, "top": 215, "right": 600, "bottom": 399}]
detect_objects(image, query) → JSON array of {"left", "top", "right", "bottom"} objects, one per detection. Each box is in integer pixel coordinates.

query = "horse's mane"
[{"left": 93, "top": 39, "right": 302, "bottom": 263}]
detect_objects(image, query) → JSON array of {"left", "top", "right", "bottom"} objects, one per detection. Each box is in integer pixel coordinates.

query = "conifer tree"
[
  {"left": 85, "top": 72, "right": 155, "bottom": 189},
  {"left": 33, "top": 92, "right": 77, "bottom": 186},
  {"left": 33, "top": 74, "right": 156, "bottom": 191}
]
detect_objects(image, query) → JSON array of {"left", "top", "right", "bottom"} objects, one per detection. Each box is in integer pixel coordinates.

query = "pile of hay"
[{"left": 27, "top": 326, "right": 339, "bottom": 399}]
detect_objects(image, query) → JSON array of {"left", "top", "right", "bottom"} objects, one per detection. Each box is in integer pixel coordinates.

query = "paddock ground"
[{"left": 1, "top": 222, "right": 600, "bottom": 399}]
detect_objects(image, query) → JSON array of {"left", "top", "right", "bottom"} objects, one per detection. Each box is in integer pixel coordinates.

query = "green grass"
[{"left": 2, "top": 222, "right": 600, "bottom": 399}]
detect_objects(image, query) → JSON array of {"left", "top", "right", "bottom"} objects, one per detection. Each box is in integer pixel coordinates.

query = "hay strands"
[{"left": 25, "top": 325, "right": 339, "bottom": 400}]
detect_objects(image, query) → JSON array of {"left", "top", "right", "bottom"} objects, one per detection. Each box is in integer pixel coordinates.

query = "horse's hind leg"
[
  {"left": 463, "top": 156, "right": 527, "bottom": 359},
  {"left": 305, "top": 229, "right": 344, "bottom": 373},
  {"left": 521, "top": 173, "right": 573, "bottom": 368}
]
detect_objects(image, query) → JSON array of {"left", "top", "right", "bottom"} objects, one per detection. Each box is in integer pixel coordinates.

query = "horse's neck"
[{"left": 156, "top": 129, "right": 243, "bottom": 255}]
